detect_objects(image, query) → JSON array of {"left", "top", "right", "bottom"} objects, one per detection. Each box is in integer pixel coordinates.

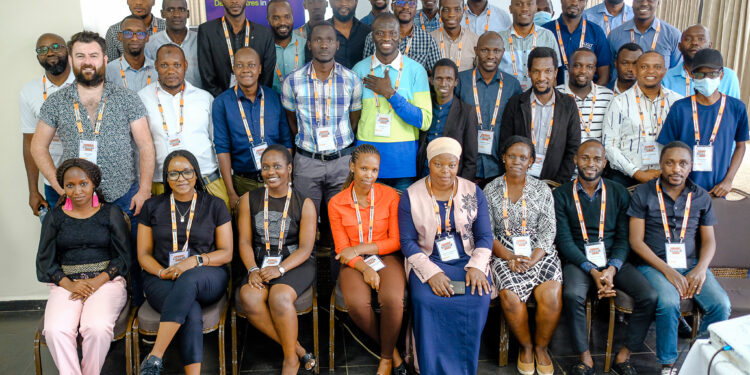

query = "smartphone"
[{"left": 449, "top": 281, "right": 466, "bottom": 295}]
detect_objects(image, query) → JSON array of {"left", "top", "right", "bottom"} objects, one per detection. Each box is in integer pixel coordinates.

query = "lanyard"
[
  {"left": 404, "top": 34, "right": 414, "bottom": 56},
  {"left": 634, "top": 85, "right": 666, "bottom": 137},
  {"left": 530, "top": 99, "right": 555, "bottom": 153},
  {"left": 572, "top": 179, "right": 606, "bottom": 243},
  {"left": 630, "top": 19, "right": 660, "bottom": 51},
  {"left": 509, "top": 26, "right": 538, "bottom": 76},
  {"left": 570, "top": 85, "right": 597, "bottom": 135},
  {"left": 264, "top": 183, "right": 293, "bottom": 253},
  {"left": 502, "top": 175, "right": 527, "bottom": 237},
  {"left": 310, "top": 64, "right": 334, "bottom": 126},
  {"left": 234, "top": 86, "right": 265, "bottom": 145},
  {"left": 691, "top": 94, "right": 726, "bottom": 146},
  {"left": 603, "top": 14, "right": 610, "bottom": 36},
  {"left": 684, "top": 67, "right": 692, "bottom": 96},
  {"left": 352, "top": 186, "right": 375, "bottom": 245},
  {"left": 119, "top": 57, "right": 151, "bottom": 89},
  {"left": 170, "top": 192, "right": 197, "bottom": 252},
  {"left": 427, "top": 176, "right": 455, "bottom": 235},
  {"left": 420, "top": 10, "right": 440, "bottom": 31},
  {"left": 439, "top": 28, "right": 463, "bottom": 69},
  {"left": 222, "top": 17, "right": 250, "bottom": 66},
  {"left": 73, "top": 85, "right": 107, "bottom": 135},
  {"left": 555, "top": 19, "right": 587, "bottom": 71},
  {"left": 275, "top": 39, "right": 299, "bottom": 85},
  {"left": 464, "top": 4, "right": 491, "bottom": 33},
  {"left": 370, "top": 55, "right": 404, "bottom": 113},
  {"left": 655, "top": 179, "right": 692, "bottom": 243},
  {"left": 42, "top": 75, "right": 48, "bottom": 101},
  {"left": 472, "top": 69, "right": 503, "bottom": 130},
  {"left": 156, "top": 85, "right": 185, "bottom": 134}
]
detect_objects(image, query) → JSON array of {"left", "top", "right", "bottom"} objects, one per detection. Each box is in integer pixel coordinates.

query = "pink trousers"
[{"left": 43, "top": 276, "right": 127, "bottom": 375}]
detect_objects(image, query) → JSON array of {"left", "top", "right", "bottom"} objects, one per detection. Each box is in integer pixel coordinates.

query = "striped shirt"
[
  {"left": 363, "top": 27, "right": 441, "bottom": 72},
  {"left": 499, "top": 25, "right": 560, "bottom": 91},
  {"left": 413, "top": 10, "right": 441, "bottom": 33},
  {"left": 105, "top": 15, "right": 166, "bottom": 61},
  {"left": 556, "top": 82, "right": 615, "bottom": 142}
]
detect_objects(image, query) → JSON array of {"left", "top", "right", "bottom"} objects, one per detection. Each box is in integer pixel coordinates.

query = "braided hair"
[
  {"left": 342, "top": 144, "right": 381, "bottom": 190},
  {"left": 55, "top": 158, "right": 103, "bottom": 206}
]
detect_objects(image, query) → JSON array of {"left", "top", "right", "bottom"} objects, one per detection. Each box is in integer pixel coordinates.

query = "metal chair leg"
[
  {"left": 329, "top": 291, "right": 336, "bottom": 372},
  {"left": 219, "top": 305, "right": 228, "bottom": 375},
  {"left": 586, "top": 297, "right": 592, "bottom": 341},
  {"left": 313, "top": 286, "right": 320, "bottom": 374},
  {"left": 231, "top": 307, "right": 238, "bottom": 375},
  {"left": 133, "top": 317, "right": 140, "bottom": 374},
  {"left": 34, "top": 331, "right": 42, "bottom": 375},
  {"left": 498, "top": 311, "right": 509, "bottom": 367},
  {"left": 604, "top": 298, "right": 615, "bottom": 373}
]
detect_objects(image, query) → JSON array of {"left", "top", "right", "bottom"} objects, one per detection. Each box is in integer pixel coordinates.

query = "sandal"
[
  {"left": 301, "top": 352, "right": 317, "bottom": 372},
  {"left": 393, "top": 362, "right": 408, "bottom": 375}
]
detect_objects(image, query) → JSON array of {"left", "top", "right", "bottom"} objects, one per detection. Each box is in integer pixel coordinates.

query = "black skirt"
[{"left": 242, "top": 257, "right": 316, "bottom": 296}]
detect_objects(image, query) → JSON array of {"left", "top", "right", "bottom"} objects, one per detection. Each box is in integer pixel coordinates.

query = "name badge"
[
  {"left": 585, "top": 241, "right": 608, "bottom": 268},
  {"left": 251, "top": 142, "right": 269, "bottom": 170},
  {"left": 261, "top": 255, "right": 283, "bottom": 269},
  {"left": 529, "top": 153, "right": 545, "bottom": 177},
  {"left": 641, "top": 141, "right": 660, "bottom": 165},
  {"left": 477, "top": 130, "right": 494, "bottom": 155},
  {"left": 315, "top": 126, "right": 336, "bottom": 152},
  {"left": 665, "top": 242, "right": 687, "bottom": 269},
  {"left": 364, "top": 255, "right": 386, "bottom": 272},
  {"left": 78, "top": 139, "right": 98, "bottom": 165},
  {"left": 693, "top": 145, "right": 713, "bottom": 172},
  {"left": 169, "top": 249, "right": 189, "bottom": 267},
  {"left": 374, "top": 113, "right": 392, "bottom": 137},
  {"left": 436, "top": 234, "right": 460, "bottom": 262},
  {"left": 229, "top": 73, "right": 237, "bottom": 88},
  {"left": 511, "top": 235, "right": 532, "bottom": 257},
  {"left": 167, "top": 133, "right": 184, "bottom": 153}
]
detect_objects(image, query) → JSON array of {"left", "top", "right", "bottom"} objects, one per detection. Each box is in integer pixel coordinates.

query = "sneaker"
[
  {"left": 139, "top": 355, "right": 163, "bottom": 375},
  {"left": 660, "top": 366, "right": 677, "bottom": 375},
  {"left": 611, "top": 361, "right": 638, "bottom": 375},
  {"left": 569, "top": 362, "right": 595, "bottom": 375}
]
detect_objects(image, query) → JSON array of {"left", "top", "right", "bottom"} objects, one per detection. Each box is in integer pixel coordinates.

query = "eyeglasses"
[
  {"left": 166, "top": 169, "right": 196, "bottom": 181},
  {"left": 394, "top": 0, "right": 417, "bottom": 6},
  {"left": 164, "top": 7, "right": 188, "bottom": 14},
  {"left": 121, "top": 30, "right": 148, "bottom": 40},
  {"left": 36, "top": 43, "right": 66, "bottom": 55},
  {"left": 693, "top": 70, "right": 722, "bottom": 79}
]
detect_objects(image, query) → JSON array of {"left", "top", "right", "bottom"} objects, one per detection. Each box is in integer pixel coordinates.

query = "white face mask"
[{"left": 693, "top": 76, "right": 721, "bottom": 96}]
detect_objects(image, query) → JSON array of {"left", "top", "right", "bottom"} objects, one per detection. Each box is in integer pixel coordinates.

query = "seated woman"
[
  {"left": 398, "top": 137, "right": 494, "bottom": 375},
  {"left": 237, "top": 144, "right": 317, "bottom": 375},
  {"left": 328, "top": 145, "right": 406, "bottom": 375},
  {"left": 137, "top": 150, "right": 233, "bottom": 375},
  {"left": 36, "top": 158, "right": 131, "bottom": 375},
  {"left": 484, "top": 136, "right": 562, "bottom": 375}
]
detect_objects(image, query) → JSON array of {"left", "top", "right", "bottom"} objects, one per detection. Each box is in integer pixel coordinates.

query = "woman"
[
  {"left": 137, "top": 150, "right": 233, "bottom": 375},
  {"left": 398, "top": 137, "right": 494, "bottom": 375},
  {"left": 36, "top": 158, "right": 130, "bottom": 375},
  {"left": 484, "top": 136, "right": 562, "bottom": 375},
  {"left": 237, "top": 144, "right": 318, "bottom": 375},
  {"left": 328, "top": 145, "right": 406, "bottom": 375}
]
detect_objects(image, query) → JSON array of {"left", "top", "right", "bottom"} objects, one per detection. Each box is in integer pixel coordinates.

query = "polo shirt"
[
  {"left": 363, "top": 26, "right": 441, "bottom": 72},
  {"left": 662, "top": 63, "right": 741, "bottom": 99},
  {"left": 499, "top": 25, "right": 560, "bottom": 91},
  {"left": 542, "top": 18, "right": 612, "bottom": 85},
  {"left": 145, "top": 29, "right": 202, "bottom": 89},
  {"left": 464, "top": 2, "right": 512, "bottom": 35},
  {"left": 608, "top": 18, "right": 682, "bottom": 69},
  {"left": 583, "top": 2, "right": 634, "bottom": 36},
  {"left": 105, "top": 56, "right": 156, "bottom": 93},
  {"left": 414, "top": 10, "right": 441, "bottom": 33},
  {"left": 556, "top": 82, "right": 615, "bottom": 142},
  {"left": 272, "top": 33, "right": 306, "bottom": 94},
  {"left": 105, "top": 15, "right": 166, "bottom": 60},
  {"left": 430, "top": 27, "right": 479, "bottom": 72}
]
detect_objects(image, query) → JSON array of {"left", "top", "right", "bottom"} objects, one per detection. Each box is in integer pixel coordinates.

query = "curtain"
[{"left": 187, "top": 0, "right": 208, "bottom": 26}]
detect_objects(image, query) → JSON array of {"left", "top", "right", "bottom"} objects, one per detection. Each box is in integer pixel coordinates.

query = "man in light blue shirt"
[
  {"left": 144, "top": 0, "right": 201, "bottom": 89},
  {"left": 583, "top": 0, "right": 633, "bottom": 36},
  {"left": 268, "top": 0, "right": 306, "bottom": 94},
  {"left": 607, "top": 0, "right": 681, "bottom": 70},
  {"left": 465, "top": 0, "right": 512, "bottom": 35},
  {"left": 106, "top": 16, "right": 156, "bottom": 93}
]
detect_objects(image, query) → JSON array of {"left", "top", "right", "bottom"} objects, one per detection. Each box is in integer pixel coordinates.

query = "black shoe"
[
  {"left": 139, "top": 355, "right": 163, "bottom": 375},
  {"left": 569, "top": 362, "right": 595, "bottom": 375},
  {"left": 678, "top": 316, "right": 693, "bottom": 338},
  {"left": 611, "top": 360, "right": 638, "bottom": 375},
  {"left": 393, "top": 363, "right": 408, "bottom": 375}
]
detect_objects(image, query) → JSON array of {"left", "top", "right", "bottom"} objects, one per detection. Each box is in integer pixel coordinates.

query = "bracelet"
[
  {"left": 205, "top": 253, "right": 211, "bottom": 266},
  {"left": 247, "top": 266, "right": 260, "bottom": 276},
  {"left": 158, "top": 268, "right": 164, "bottom": 279},
  {"left": 354, "top": 248, "right": 359, "bottom": 257}
]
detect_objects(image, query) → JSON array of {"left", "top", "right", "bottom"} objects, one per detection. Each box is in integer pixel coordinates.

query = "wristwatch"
[
  {"left": 278, "top": 266, "right": 286, "bottom": 276},
  {"left": 196, "top": 254, "right": 204, "bottom": 267}
]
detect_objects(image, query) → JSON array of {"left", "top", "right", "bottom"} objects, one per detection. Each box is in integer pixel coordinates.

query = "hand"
[
  {"left": 508, "top": 255, "right": 531, "bottom": 273},
  {"left": 229, "top": 192, "right": 241, "bottom": 212},
  {"left": 633, "top": 169, "right": 661, "bottom": 183},
  {"left": 362, "top": 267, "right": 381, "bottom": 292},
  {"left": 130, "top": 189, "right": 151, "bottom": 216},
  {"left": 67, "top": 280, "right": 95, "bottom": 300},
  {"left": 162, "top": 257, "right": 198, "bottom": 280},
  {"left": 664, "top": 267, "right": 690, "bottom": 299},
  {"left": 709, "top": 179, "right": 732, "bottom": 198},
  {"left": 335, "top": 247, "right": 360, "bottom": 265},
  {"left": 465, "top": 268, "right": 491, "bottom": 296},
  {"left": 248, "top": 269, "right": 264, "bottom": 289},
  {"left": 363, "top": 69, "right": 396, "bottom": 99},
  {"left": 591, "top": 268, "right": 616, "bottom": 299},
  {"left": 427, "top": 272, "right": 453, "bottom": 297},
  {"left": 259, "top": 266, "right": 282, "bottom": 282},
  {"left": 29, "top": 191, "right": 49, "bottom": 216},
  {"left": 685, "top": 267, "right": 707, "bottom": 298}
]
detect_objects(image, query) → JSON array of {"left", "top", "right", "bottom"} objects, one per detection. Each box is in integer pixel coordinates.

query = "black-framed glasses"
[
  {"left": 36, "top": 43, "right": 66, "bottom": 55},
  {"left": 121, "top": 30, "right": 148, "bottom": 40},
  {"left": 164, "top": 7, "right": 188, "bottom": 14},
  {"left": 693, "top": 70, "right": 722, "bottom": 79},
  {"left": 166, "top": 169, "right": 196, "bottom": 181}
]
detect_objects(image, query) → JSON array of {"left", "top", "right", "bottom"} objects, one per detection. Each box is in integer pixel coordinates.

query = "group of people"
[{"left": 22, "top": 0, "right": 746, "bottom": 374}]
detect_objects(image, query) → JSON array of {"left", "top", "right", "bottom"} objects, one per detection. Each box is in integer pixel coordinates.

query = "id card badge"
[
  {"left": 374, "top": 113, "right": 392, "bottom": 137},
  {"left": 693, "top": 145, "right": 713, "bottom": 172},
  {"left": 584, "top": 241, "right": 608, "bottom": 268},
  {"left": 435, "top": 234, "right": 460, "bottom": 262},
  {"left": 167, "top": 133, "right": 184, "bottom": 153},
  {"left": 364, "top": 255, "right": 386, "bottom": 272},
  {"left": 665, "top": 242, "right": 687, "bottom": 269},
  {"left": 261, "top": 255, "right": 283, "bottom": 269},
  {"left": 641, "top": 141, "right": 660, "bottom": 165},
  {"left": 251, "top": 142, "right": 269, "bottom": 170},
  {"left": 169, "top": 249, "right": 189, "bottom": 267},
  {"left": 78, "top": 139, "right": 98, "bottom": 165},
  {"left": 529, "top": 153, "right": 545, "bottom": 177},
  {"left": 511, "top": 235, "right": 532, "bottom": 257},
  {"left": 229, "top": 73, "right": 237, "bottom": 88},
  {"left": 477, "top": 130, "right": 494, "bottom": 155},
  {"left": 315, "top": 126, "right": 336, "bottom": 152}
]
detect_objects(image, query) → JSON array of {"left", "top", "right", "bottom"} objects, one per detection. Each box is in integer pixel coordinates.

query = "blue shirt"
[
  {"left": 657, "top": 95, "right": 750, "bottom": 191},
  {"left": 212, "top": 85, "right": 293, "bottom": 174},
  {"left": 361, "top": 11, "right": 377, "bottom": 25},
  {"left": 608, "top": 18, "right": 682, "bottom": 69},
  {"left": 413, "top": 10, "right": 441, "bottom": 33},
  {"left": 662, "top": 63, "right": 741, "bottom": 99},
  {"left": 423, "top": 98, "right": 453, "bottom": 175},
  {"left": 583, "top": 2, "right": 634, "bottom": 36},
  {"left": 542, "top": 19, "right": 612, "bottom": 85}
]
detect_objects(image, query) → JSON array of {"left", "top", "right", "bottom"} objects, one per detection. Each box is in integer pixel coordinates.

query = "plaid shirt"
[
  {"left": 105, "top": 15, "right": 166, "bottom": 61},
  {"left": 281, "top": 62, "right": 362, "bottom": 153},
  {"left": 363, "top": 27, "right": 441, "bottom": 72}
]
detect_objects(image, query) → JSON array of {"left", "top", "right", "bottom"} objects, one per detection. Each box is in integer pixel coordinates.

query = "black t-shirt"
[{"left": 247, "top": 187, "right": 307, "bottom": 262}]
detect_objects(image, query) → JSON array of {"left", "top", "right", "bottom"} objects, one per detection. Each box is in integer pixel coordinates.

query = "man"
[
  {"left": 105, "top": 0, "right": 166, "bottom": 60},
  {"left": 417, "top": 58, "right": 477, "bottom": 178},
  {"left": 362, "top": 0, "right": 441, "bottom": 73},
  {"left": 583, "top": 0, "right": 633, "bottom": 36},
  {"left": 198, "top": 0, "right": 276, "bottom": 96},
  {"left": 554, "top": 140, "right": 657, "bottom": 375},
  {"left": 282, "top": 22, "right": 363, "bottom": 211},
  {"left": 500, "top": 47, "right": 580, "bottom": 183},
  {"left": 603, "top": 52, "right": 682, "bottom": 187},
  {"left": 628, "top": 141, "right": 731, "bottom": 375},
  {"left": 215, "top": 47, "right": 293, "bottom": 209},
  {"left": 138, "top": 45, "right": 229, "bottom": 207},
  {"left": 609, "top": 42, "right": 643, "bottom": 94},
  {"left": 607, "top": 0, "right": 682, "bottom": 70},
  {"left": 328, "top": 0, "right": 371, "bottom": 69},
  {"left": 353, "top": 13, "right": 432, "bottom": 191},
  {"left": 464, "top": 0, "right": 512, "bottom": 35},
  {"left": 413, "top": 0, "right": 440, "bottom": 32},
  {"left": 362, "top": 0, "right": 390, "bottom": 26},
  {"left": 267, "top": 0, "right": 306, "bottom": 93},
  {"left": 145, "top": 0, "right": 202, "bottom": 88},
  {"left": 19, "top": 33, "right": 74, "bottom": 215},
  {"left": 657, "top": 49, "right": 748, "bottom": 197},
  {"left": 556, "top": 48, "right": 615, "bottom": 142},
  {"left": 542, "top": 0, "right": 611, "bottom": 85},
  {"left": 430, "top": 0, "right": 478, "bottom": 72},
  {"left": 662, "top": 25, "right": 741, "bottom": 98},
  {"left": 455, "top": 32, "right": 522, "bottom": 185},
  {"left": 534, "top": 0, "right": 555, "bottom": 26},
  {"left": 106, "top": 16, "right": 155, "bottom": 93},
  {"left": 499, "top": 0, "right": 560, "bottom": 91},
  {"left": 295, "top": 0, "right": 328, "bottom": 39}
]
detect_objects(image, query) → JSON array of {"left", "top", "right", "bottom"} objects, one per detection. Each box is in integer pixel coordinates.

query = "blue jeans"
[
  {"left": 378, "top": 177, "right": 415, "bottom": 192},
  {"left": 44, "top": 184, "right": 61, "bottom": 208},
  {"left": 112, "top": 182, "right": 144, "bottom": 304},
  {"left": 638, "top": 264, "right": 731, "bottom": 364}
]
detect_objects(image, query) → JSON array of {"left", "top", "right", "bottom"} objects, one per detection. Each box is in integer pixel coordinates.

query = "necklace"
[{"left": 175, "top": 201, "right": 189, "bottom": 223}]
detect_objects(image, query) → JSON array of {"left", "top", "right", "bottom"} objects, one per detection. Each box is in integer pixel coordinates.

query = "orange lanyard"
[
  {"left": 631, "top": 19, "right": 660, "bottom": 51},
  {"left": 73, "top": 86, "right": 107, "bottom": 135},
  {"left": 234, "top": 86, "right": 265, "bottom": 145},
  {"left": 420, "top": 10, "right": 440, "bottom": 31},
  {"left": 572, "top": 179, "right": 607, "bottom": 243},
  {"left": 472, "top": 69, "right": 503, "bottom": 130},
  {"left": 310, "top": 64, "right": 333, "bottom": 127},
  {"left": 684, "top": 67, "right": 692, "bottom": 96},
  {"left": 691, "top": 94, "right": 726, "bottom": 146},
  {"left": 370, "top": 55, "right": 404, "bottom": 112},
  {"left": 119, "top": 57, "right": 151, "bottom": 89},
  {"left": 656, "top": 180, "right": 692, "bottom": 243},
  {"left": 509, "top": 25, "right": 537, "bottom": 76},
  {"left": 170, "top": 192, "right": 197, "bottom": 252},
  {"left": 502, "top": 175, "right": 527, "bottom": 237},
  {"left": 439, "top": 28, "right": 463, "bottom": 69},
  {"left": 570, "top": 85, "right": 597, "bottom": 135},
  {"left": 42, "top": 75, "right": 48, "bottom": 101},
  {"left": 603, "top": 14, "right": 610, "bottom": 36},
  {"left": 275, "top": 39, "right": 299, "bottom": 85},
  {"left": 464, "top": 4, "right": 491, "bottom": 32},
  {"left": 155, "top": 84, "right": 185, "bottom": 134},
  {"left": 352, "top": 186, "right": 375, "bottom": 245},
  {"left": 427, "top": 176, "right": 455, "bottom": 235},
  {"left": 264, "top": 183, "right": 293, "bottom": 253},
  {"left": 222, "top": 17, "right": 250, "bottom": 66},
  {"left": 530, "top": 99, "right": 555, "bottom": 152},
  {"left": 634, "top": 85, "right": 666, "bottom": 137},
  {"left": 404, "top": 34, "right": 414, "bottom": 56},
  {"left": 555, "top": 19, "right": 587, "bottom": 70}
]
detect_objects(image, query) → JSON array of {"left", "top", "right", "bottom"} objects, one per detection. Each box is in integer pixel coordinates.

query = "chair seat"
[
  {"left": 333, "top": 281, "right": 348, "bottom": 312},
  {"left": 234, "top": 285, "right": 314, "bottom": 315},
  {"left": 715, "top": 277, "right": 750, "bottom": 317},
  {"left": 137, "top": 295, "right": 227, "bottom": 335},
  {"left": 614, "top": 289, "right": 695, "bottom": 313},
  {"left": 38, "top": 298, "right": 132, "bottom": 345}
]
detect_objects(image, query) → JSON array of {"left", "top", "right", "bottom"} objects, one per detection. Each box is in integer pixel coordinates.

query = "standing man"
[
  {"left": 362, "top": 0, "right": 391, "bottom": 26},
  {"left": 413, "top": 0, "right": 440, "bottom": 33},
  {"left": 329, "top": 0, "right": 372, "bottom": 69},
  {"left": 145, "top": 0, "right": 202, "bottom": 89},
  {"left": 105, "top": 0, "right": 166, "bottom": 61},
  {"left": 603, "top": 52, "right": 682, "bottom": 187},
  {"left": 296, "top": 0, "right": 328, "bottom": 39},
  {"left": 268, "top": 0, "right": 306, "bottom": 94},
  {"left": 198, "top": 0, "right": 276, "bottom": 96},
  {"left": 106, "top": 16, "right": 155, "bottom": 93},
  {"left": 609, "top": 43, "right": 643, "bottom": 94},
  {"left": 500, "top": 47, "right": 581, "bottom": 183},
  {"left": 556, "top": 49, "right": 615, "bottom": 143},
  {"left": 353, "top": 13, "right": 432, "bottom": 191},
  {"left": 464, "top": 0, "right": 512, "bottom": 35},
  {"left": 583, "top": 0, "right": 633, "bottom": 37},
  {"left": 542, "top": 0, "right": 611, "bottom": 85},
  {"left": 534, "top": 0, "right": 555, "bottom": 26},
  {"left": 455, "top": 32, "right": 522, "bottom": 185},
  {"left": 430, "top": 0, "right": 479, "bottom": 72},
  {"left": 20, "top": 33, "right": 74, "bottom": 214},
  {"left": 657, "top": 49, "right": 748, "bottom": 197}
]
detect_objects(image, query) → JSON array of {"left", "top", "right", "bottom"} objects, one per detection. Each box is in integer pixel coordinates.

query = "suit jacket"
[
  {"left": 417, "top": 97, "right": 478, "bottom": 179},
  {"left": 499, "top": 89, "right": 581, "bottom": 183}
]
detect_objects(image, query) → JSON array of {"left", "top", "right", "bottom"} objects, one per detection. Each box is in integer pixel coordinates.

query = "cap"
[{"left": 691, "top": 49, "right": 724, "bottom": 73}]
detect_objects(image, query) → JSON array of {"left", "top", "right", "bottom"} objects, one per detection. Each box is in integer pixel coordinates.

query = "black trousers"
[{"left": 562, "top": 262, "right": 657, "bottom": 354}]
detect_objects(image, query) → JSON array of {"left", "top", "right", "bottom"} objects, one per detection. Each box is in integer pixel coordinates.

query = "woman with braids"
[
  {"left": 137, "top": 150, "right": 233, "bottom": 375},
  {"left": 236, "top": 144, "right": 318, "bottom": 374},
  {"left": 328, "top": 144, "right": 406, "bottom": 375},
  {"left": 36, "top": 158, "right": 131, "bottom": 375}
]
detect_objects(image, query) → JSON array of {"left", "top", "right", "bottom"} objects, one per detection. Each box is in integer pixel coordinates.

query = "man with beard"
[
  {"left": 603, "top": 52, "right": 682, "bottom": 187},
  {"left": 19, "top": 33, "right": 74, "bottom": 215},
  {"left": 583, "top": 0, "right": 633, "bottom": 37},
  {"left": 556, "top": 49, "right": 615, "bottom": 142},
  {"left": 554, "top": 140, "right": 657, "bottom": 375},
  {"left": 609, "top": 42, "right": 642, "bottom": 94},
  {"left": 662, "top": 25, "right": 741, "bottom": 98},
  {"left": 145, "top": 0, "right": 202, "bottom": 89},
  {"left": 464, "top": 0, "right": 511, "bottom": 34},
  {"left": 198, "top": 0, "right": 275, "bottom": 96},
  {"left": 295, "top": 0, "right": 328, "bottom": 40},
  {"left": 267, "top": 0, "right": 306, "bottom": 93},
  {"left": 328, "top": 0, "right": 371, "bottom": 69},
  {"left": 413, "top": 0, "right": 439, "bottom": 33},
  {"left": 106, "top": 15, "right": 155, "bottom": 93},
  {"left": 430, "top": 0, "right": 479, "bottom": 72},
  {"left": 500, "top": 47, "right": 580, "bottom": 183},
  {"left": 362, "top": 0, "right": 390, "bottom": 26},
  {"left": 105, "top": 0, "right": 166, "bottom": 61}
]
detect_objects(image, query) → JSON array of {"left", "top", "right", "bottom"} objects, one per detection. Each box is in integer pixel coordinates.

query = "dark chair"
[{"left": 710, "top": 189, "right": 750, "bottom": 317}]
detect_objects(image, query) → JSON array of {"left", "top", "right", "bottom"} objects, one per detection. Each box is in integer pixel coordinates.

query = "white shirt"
[
  {"left": 18, "top": 71, "right": 75, "bottom": 185},
  {"left": 556, "top": 82, "right": 615, "bottom": 142},
  {"left": 371, "top": 51, "right": 404, "bottom": 71},
  {"left": 138, "top": 81, "right": 218, "bottom": 182}
]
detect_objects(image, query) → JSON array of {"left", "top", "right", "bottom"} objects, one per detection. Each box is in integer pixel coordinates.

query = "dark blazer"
[
  {"left": 499, "top": 88, "right": 581, "bottom": 183},
  {"left": 417, "top": 97, "right": 478, "bottom": 179}
]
